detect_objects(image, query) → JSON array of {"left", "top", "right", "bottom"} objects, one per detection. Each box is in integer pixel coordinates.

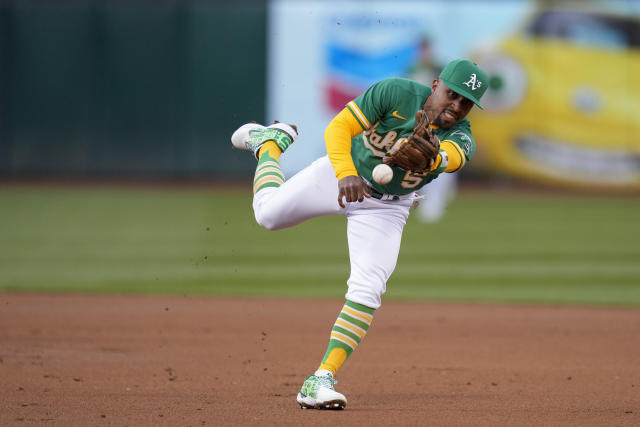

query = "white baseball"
[{"left": 372, "top": 163, "right": 393, "bottom": 185}]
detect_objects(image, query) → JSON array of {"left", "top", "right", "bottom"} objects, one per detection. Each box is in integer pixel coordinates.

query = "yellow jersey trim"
[{"left": 346, "top": 101, "right": 371, "bottom": 130}]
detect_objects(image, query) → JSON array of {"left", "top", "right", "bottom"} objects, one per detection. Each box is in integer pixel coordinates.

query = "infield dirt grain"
[{"left": 1, "top": 294, "right": 638, "bottom": 426}]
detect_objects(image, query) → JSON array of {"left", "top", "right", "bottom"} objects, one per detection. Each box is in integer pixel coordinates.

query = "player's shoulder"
[
  {"left": 441, "top": 118, "right": 473, "bottom": 141},
  {"left": 440, "top": 118, "right": 475, "bottom": 158},
  {"left": 376, "top": 77, "right": 431, "bottom": 97}
]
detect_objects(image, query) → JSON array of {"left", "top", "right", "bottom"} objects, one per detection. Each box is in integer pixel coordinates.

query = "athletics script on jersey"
[
  {"left": 362, "top": 121, "right": 409, "bottom": 158},
  {"left": 361, "top": 121, "right": 432, "bottom": 189}
]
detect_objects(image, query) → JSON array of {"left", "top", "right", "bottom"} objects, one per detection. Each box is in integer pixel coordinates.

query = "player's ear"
[{"left": 431, "top": 78, "right": 440, "bottom": 92}]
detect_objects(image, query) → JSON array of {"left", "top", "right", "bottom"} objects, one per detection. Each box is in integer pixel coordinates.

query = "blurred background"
[
  {"left": 1, "top": 0, "right": 639, "bottom": 187},
  {"left": 1, "top": 0, "right": 639, "bottom": 304}
]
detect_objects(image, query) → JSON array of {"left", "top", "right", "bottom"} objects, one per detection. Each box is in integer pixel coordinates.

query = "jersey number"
[{"left": 400, "top": 172, "right": 424, "bottom": 189}]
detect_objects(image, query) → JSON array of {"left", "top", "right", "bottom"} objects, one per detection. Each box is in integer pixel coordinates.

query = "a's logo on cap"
[{"left": 463, "top": 73, "right": 482, "bottom": 91}]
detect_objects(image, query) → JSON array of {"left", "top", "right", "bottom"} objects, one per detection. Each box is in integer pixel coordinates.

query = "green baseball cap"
[{"left": 439, "top": 59, "right": 488, "bottom": 109}]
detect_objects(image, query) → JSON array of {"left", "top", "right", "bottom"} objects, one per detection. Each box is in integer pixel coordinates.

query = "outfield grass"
[{"left": 1, "top": 184, "right": 639, "bottom": 306}]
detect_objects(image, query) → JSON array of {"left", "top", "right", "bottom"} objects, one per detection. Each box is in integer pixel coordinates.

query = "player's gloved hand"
[
  {"left": 383, "top": 110, "right": 440, "bottom": 173},
  {"left": 337, "top": 175, "right": 371, "bottom": 208}
]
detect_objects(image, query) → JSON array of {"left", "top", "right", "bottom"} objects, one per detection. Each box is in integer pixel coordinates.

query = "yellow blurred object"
[{"left": 470, "top": 7, "right": 640, "bottom": 190}]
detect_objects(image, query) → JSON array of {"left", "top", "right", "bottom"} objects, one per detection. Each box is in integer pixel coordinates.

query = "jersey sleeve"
[
  {"left": 438, "top": 120, "right": 477, "bottom": 172},
  {"left": 346, "top": 78, "right": 405, "bottom": 130},
  {"left": 324, "top": 108, "right": 362, "bottom": 179}
]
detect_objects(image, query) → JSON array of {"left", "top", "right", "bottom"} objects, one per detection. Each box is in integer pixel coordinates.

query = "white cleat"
[
  {"left": 231, "top": 121, "right": 298, "bottom": 159},
  {"left": 230, "top": 122, "right": 267, "bottom": 156},
  {"left": 296, "top": 371, "right": 347, "bottom": 410}
]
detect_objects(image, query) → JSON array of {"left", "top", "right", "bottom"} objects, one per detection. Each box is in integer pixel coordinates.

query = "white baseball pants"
[{"left": 253, "top": 155, "right": 415, "bottom": 309}]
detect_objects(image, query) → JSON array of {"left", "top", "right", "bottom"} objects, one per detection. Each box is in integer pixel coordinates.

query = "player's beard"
[
  {"left": 424, "top": 107, "right": 457, "bottom": 130},
  {"left": 432, "top": 114, "right": 445, "bottom": 128},
  {"left": 433, "top": 110, "right": 456, "bottom": 130}
]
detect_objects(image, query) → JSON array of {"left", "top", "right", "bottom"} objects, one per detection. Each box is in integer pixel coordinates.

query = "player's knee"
[
  {"left": 345, "top": 285, "right": 383, "bottom": 310},
  {"left": 346, "top": 277, "right": 386, "bottom": 310},
  {"left": 253, "top": 195, "right": 283, "bottom": 230},
  {"left": 255, "top": 214, "right": 279, "bottom": 231},
  {"left": 254, "top": 207, "right": 284, "bottom": 231},
  {"left": 346, "top": 263, "right": 392, "bottom": 309}
]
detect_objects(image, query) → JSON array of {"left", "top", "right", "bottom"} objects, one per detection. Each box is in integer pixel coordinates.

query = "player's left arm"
[
  {"left": 430, "top": 140, "right": 467, "bottom": 173},
  {"left": 429, "top": 124, "right": 475, "bottom": 174}
]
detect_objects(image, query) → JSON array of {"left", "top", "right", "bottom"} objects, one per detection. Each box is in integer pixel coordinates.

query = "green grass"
[{"left": 1, "top": 184, "right": 639, "bottom": 306}]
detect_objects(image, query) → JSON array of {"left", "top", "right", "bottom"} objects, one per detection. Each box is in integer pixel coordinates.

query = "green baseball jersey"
[{"left": 346, "top": 77, "right": 476, "bottom": 195}]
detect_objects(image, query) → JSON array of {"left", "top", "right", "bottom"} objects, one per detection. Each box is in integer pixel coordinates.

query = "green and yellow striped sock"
[
  {"left": 318, "top": 300, "right": 375, "bottom": 375},
  {"left": 253, "top": 141, "right": 284, "bottom": 194}
]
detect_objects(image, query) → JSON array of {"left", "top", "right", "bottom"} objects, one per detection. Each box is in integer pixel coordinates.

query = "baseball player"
[{"left": 231, "top": 59, "right": 488, "bottom": 409}]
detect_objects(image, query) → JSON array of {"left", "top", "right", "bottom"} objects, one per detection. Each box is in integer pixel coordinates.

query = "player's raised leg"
[
  {"left": 231, "top": 121, "right": 297, "bottom": 192},
  {"left": 231, "top": 122, "right": 344, "bottom": 230}
]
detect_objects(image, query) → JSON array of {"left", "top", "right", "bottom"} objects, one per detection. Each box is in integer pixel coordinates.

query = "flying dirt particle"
[{"left": 165, "top": 367, "right": 177, "bottom": 381}]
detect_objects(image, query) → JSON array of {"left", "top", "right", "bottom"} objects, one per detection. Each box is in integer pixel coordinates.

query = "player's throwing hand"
[{"left": 337, "top": 176, "right": 371, "bottom": 208}]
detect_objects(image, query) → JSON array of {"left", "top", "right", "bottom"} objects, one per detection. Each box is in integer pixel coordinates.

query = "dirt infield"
[{"left": 1, "top": 294, "right": 638, "bottom": 426}]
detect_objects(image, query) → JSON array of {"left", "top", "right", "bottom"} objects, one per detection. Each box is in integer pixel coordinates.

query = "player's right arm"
[{"left": 325, "top": 108, "right": 371, "bottom": 208}]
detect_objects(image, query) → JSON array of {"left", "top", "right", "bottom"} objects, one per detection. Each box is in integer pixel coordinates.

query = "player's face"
[{"left": 424, "top": 79, "right": 474, "bottom": 129}]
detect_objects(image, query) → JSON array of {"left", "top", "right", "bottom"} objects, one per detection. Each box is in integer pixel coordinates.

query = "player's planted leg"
[
  {"left": 297, "top": 370, "right": 346, "bottom": 410},
  {"left": 296, "top": 300, "right": 375, "bottom": 410}
]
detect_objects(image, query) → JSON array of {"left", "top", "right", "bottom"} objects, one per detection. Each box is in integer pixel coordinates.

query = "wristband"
[{"left": 431, "top": 149, "right": 449, "bottom": 174}]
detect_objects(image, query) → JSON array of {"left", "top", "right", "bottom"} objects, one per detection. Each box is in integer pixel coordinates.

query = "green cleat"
[{"left": 296, "top": 371, "right": 347, "bottom": 410}]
